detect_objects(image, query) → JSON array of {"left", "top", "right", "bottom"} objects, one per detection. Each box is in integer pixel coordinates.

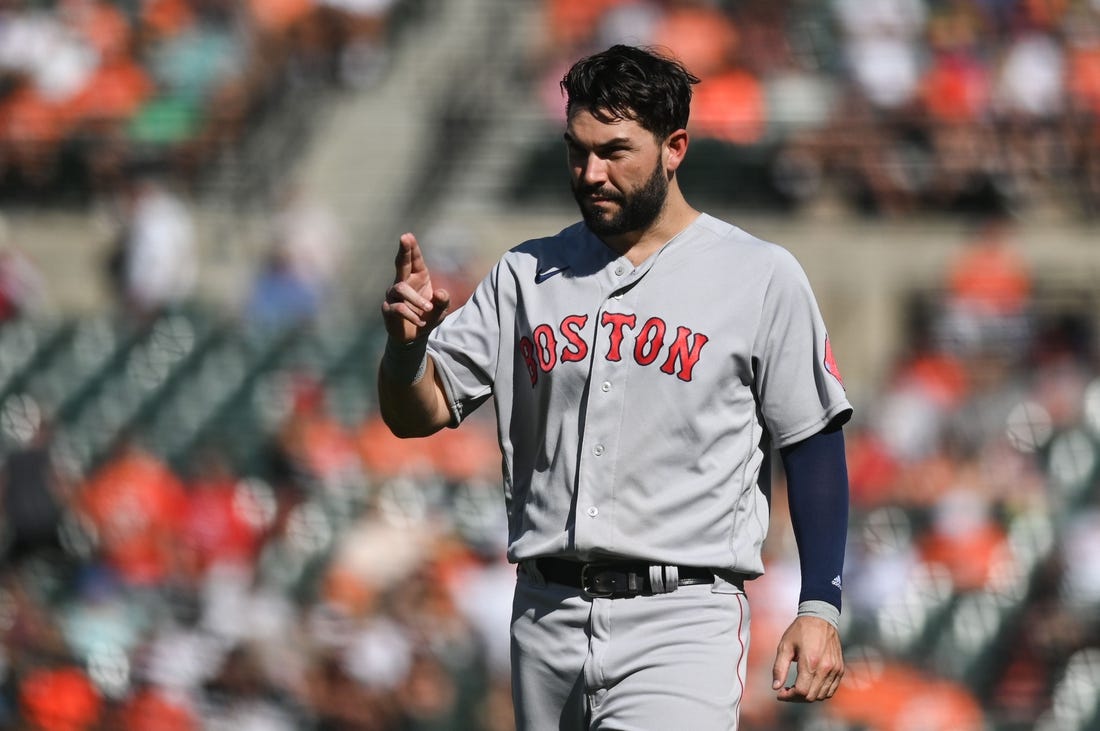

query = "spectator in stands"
[
  {"left": 306, "top": 647, "right": 403, "bottom": 729},
  {"left": 76, "top": 435, "right": 189, "bottom": 586},
  {"left": 200, "top": 642, "right": 303, "bottom": 730},
  {"left": 0, "top": 0, "right": 96, "bottom": 193},
  {"left": 265, "top": 372, "right": 362, "bottom": 488},
  {"left": 269, "top": 184, "right": 347, "bottom": 306},
  {"left": 315, "top": 0, "right": 399, "bottom": 89},
  {"left": 0, "top": 411, "right": 66, "bottom": 566},
  {"left": 395, "top": 650, "right": 462, "bottom": 729},
  {"left": 917, "top": 482, "right": 1013, "bottom": 593},
  {"left": 833, "top": 0, "right": 927, "bottom": 113},
  {"left": 992, "top": 20, "right": 1067, "bottom": 207},
  {"left": 918, "top": 6, "right": 997, "bottom": 211},
  {"left": 243, "top": 248, "right": 321, "bottom": 331},
  {"left": 112, "top": 175, "right": 198, "bottom": 320},
  {"left": 993, "top": 14, "right": 1066, "bottom": 122},
  {"left": 178, "top": 447, "right": 265, "bottom": 582},
  {"left": 593, "top": 1, "right": 662, "bottom": 52},
  {"left": 938, "top": 214, "right": 1033, "bottom": 357},
  {"left": 649, "top": 2, "right": 770, "bottom": 146},
  {"left": 18, "top": 663, "right": 104, "bottom": 731},
  {"left": 61, "top": 0, "right": 154, "bottom": 200}
]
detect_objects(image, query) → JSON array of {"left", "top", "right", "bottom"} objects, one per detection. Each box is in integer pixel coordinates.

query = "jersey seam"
[{"left": 727, "top": 417, "right": 759, "bottom": 568}]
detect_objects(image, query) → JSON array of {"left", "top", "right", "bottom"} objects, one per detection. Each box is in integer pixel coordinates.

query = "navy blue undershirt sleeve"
[{"left": 779, "top": 425, "right": 849, "bottom": 612}]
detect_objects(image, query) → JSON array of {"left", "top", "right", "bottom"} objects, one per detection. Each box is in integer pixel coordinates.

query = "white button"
[
  {"left": 613, "top": 292, "right": 624, "bottom": 299},
  {"left": 601, "top": 382, "right": 611, "bottom": 392},
  {"left": 593, "top": 444, "right": 605, "bottom": 456},
  {"left": 614, "top": 265, "right": 625, "bottom": 276},
  {"left": 587, "top": 506, "right": 599, "bottom": 517}
]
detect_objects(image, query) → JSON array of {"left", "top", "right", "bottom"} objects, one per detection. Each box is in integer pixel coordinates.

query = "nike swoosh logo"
[{"left": 534, "top": 266, "right": 569, "bottom": 284}]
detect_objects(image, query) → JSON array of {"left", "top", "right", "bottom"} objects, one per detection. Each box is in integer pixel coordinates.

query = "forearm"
[
  {"left": 377, "top": 338, "right": 452, "bottom": 438},
  {"left": 780, "top": 426, "right": 849, "bottom": 624}
]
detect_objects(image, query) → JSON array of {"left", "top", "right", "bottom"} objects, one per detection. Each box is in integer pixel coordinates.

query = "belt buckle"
[{"left": 581, "top": 563, "right": 636, "bottom": 598}]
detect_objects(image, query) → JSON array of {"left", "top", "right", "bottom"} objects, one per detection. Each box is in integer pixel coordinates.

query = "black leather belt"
[{"left": 534, "top": 557, "right": 714, "bottom": 598}]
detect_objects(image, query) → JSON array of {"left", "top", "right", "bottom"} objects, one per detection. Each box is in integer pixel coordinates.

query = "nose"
[{"left": 579, "top": 153, "right": 608, "bottom": 187}]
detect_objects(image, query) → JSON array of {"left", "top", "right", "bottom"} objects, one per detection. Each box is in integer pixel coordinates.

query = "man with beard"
[{"left": 377, "top": 44, "right": 852, "bottom": 730}]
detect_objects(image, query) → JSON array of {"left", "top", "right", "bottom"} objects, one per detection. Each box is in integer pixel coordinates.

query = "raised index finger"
[{"left": 394, "top": 232, "right": 424, "bottom": 283}]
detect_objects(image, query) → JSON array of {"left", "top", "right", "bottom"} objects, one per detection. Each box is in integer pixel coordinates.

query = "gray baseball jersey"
[{"left": 426, "top": 212, "right": 851, "bottom": 577}]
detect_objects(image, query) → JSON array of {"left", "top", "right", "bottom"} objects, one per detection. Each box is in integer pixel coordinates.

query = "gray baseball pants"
[{"left": 510, "top": 563, "right": 750, "bottom": 731}]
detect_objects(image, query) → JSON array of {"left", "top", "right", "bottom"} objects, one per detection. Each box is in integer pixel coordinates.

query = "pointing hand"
[{"left": 381, "top": 233, "right": 451, "bottom": 343}]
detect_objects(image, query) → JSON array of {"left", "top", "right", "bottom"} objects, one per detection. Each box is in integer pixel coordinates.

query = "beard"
[{"left": 573, "top": 160, "right": 668, "bottom": 238}]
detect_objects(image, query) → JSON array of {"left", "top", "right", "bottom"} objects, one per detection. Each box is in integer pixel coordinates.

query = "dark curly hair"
[{"left": 560, "top": 44, "right": 701, "bottom": 140}]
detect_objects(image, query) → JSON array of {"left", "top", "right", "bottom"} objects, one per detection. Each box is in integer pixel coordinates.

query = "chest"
[{"left": 510, "top": 264, "right": 760, "bottom": 391}]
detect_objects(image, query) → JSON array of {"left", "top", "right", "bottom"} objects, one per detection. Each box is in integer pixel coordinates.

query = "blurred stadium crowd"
[
  {"left": 0, "top": 0, "right": 418, "bottom": 204},
  {"left": 520, "top": 0, "right": 1100, "bottom": 218},
  {"left": 1, "top": 1, "right": 1100, "bottom": 730}
]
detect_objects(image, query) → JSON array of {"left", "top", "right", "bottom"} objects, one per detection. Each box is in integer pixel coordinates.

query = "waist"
[{"left": 530, "top": 557, "right": 715, "bottom": 598}]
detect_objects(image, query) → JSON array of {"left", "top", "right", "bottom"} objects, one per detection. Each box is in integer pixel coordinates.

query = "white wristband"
[
  {"left": 382, "top": 337, "right": 429, "bottom": 385},
  {"left": 797, "top": 600, "right": 840, "bottom": 629}
]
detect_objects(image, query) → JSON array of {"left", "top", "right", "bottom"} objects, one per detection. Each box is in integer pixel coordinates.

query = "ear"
[{"left": 664, "top": 129, "right": 689, "bottom": 172}]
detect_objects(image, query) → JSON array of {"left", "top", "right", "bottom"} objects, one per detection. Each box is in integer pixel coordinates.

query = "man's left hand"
[{"left": 771, "top": 616, "right": 844, "bottom": 702}]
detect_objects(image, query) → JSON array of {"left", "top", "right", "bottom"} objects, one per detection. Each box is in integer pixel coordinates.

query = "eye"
[{"left": 599, "top": 145, "right": 631, "bottom": 161}]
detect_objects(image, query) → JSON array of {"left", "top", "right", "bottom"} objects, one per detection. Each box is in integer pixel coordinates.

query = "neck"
[{"left": 601, "top": 187, "right": 699, "bottom": 266}]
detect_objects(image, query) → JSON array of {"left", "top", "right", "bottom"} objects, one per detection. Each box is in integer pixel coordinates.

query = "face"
[{"left": 565, "top": 110, "right": 670, "bottom": 238}]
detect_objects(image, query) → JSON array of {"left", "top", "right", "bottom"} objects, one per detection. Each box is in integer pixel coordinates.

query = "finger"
[
  {"left": 807, "top": 659, "right": 845, "bottom": 701},
  {"left": 381, "top": 299, "right": 428, "bottom": 328},
  {"left": 794, "top": 664, "right": 820, "bottom": 701},
  {"left": 824, "top": 673, "right": 842, "bottom": 699},
  {"left": 388, "top": 280, "right": 434, "bottom": 311},
  {"left": 829, "top": 663, "right": 845, "bottom": 697},
  {"left": 776, "top": 667, "right": 825, "bottom": 703},
  {"left": 381, "top": 302, "right": 427, "bottom": 329},
  {"left": 431, "top": 288, "right": 451, "bottom": 311},
  {"left": 805, "top": 667, "right": 830, "bottom": 702},
  {"left": 394, "top": 232, "right": 421, "bottom": 282},
  {"left": 772, "top": 649, "right": 793, "bottom": 692},
  {"left": 424, "top": 288, "right": 451, "bottom": 326},
  {"left": 775, "top": 685, "right": 809, "bottom": 703}
]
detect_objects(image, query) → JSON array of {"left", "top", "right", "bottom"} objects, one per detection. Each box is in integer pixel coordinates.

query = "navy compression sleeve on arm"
[{"left": 779, "top": 426, "right": 849, "bottom": 618}]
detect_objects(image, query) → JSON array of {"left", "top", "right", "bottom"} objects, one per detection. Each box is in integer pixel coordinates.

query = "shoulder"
[
  {"left": 681, "top": 214, "right": 805, "bottom": 273},
  {"left": 498, "top": 221, "right": 592, "bottom": 274},
  {"left": 508, "top": 221, "right": 588, "bottom": 256}
]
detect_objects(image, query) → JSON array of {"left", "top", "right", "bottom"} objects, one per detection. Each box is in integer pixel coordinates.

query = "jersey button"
[
  {"left": 587, "top": 506, "right": 599, "bottom": 518},
  {"left": 614, "top": 264, "right": 625, "bottom": 276},
  {"left": 593, "top": 444, "right": 605, "bottom": 456},
  {"left": 601, "top": 381, "right": 611, "bottom": 392}
]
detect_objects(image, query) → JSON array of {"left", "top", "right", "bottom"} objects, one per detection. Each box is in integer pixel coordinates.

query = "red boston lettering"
[
  {"left": 634, "top": 317, "right": 666, "bottom": 365},
  {"left": 533, "top": 324, "right": 557, "bottom": 372},
  {"left": 518, "top": 313, "right": 708, "bottom": 386},
  {"left": 601, "top": 312, "right": 637, "bottom": 361},
  {"left": 561, "top": 315, "right": 590, "bottom": 363},
  {"left": 660, "top": 326, "right": 709, "bottom": 381},
  {"left": 519, "top": 336, "right": 538, "bottom": 385}
]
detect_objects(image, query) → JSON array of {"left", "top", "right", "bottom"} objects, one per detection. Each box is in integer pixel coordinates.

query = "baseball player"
[{"left": 378, "top": 44, "right": 852, "bottom": 730}]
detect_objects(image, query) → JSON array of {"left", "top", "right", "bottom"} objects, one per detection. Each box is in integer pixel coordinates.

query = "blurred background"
[{"left": 0, "top": 0, "right": 1099, "bottom": 729}]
